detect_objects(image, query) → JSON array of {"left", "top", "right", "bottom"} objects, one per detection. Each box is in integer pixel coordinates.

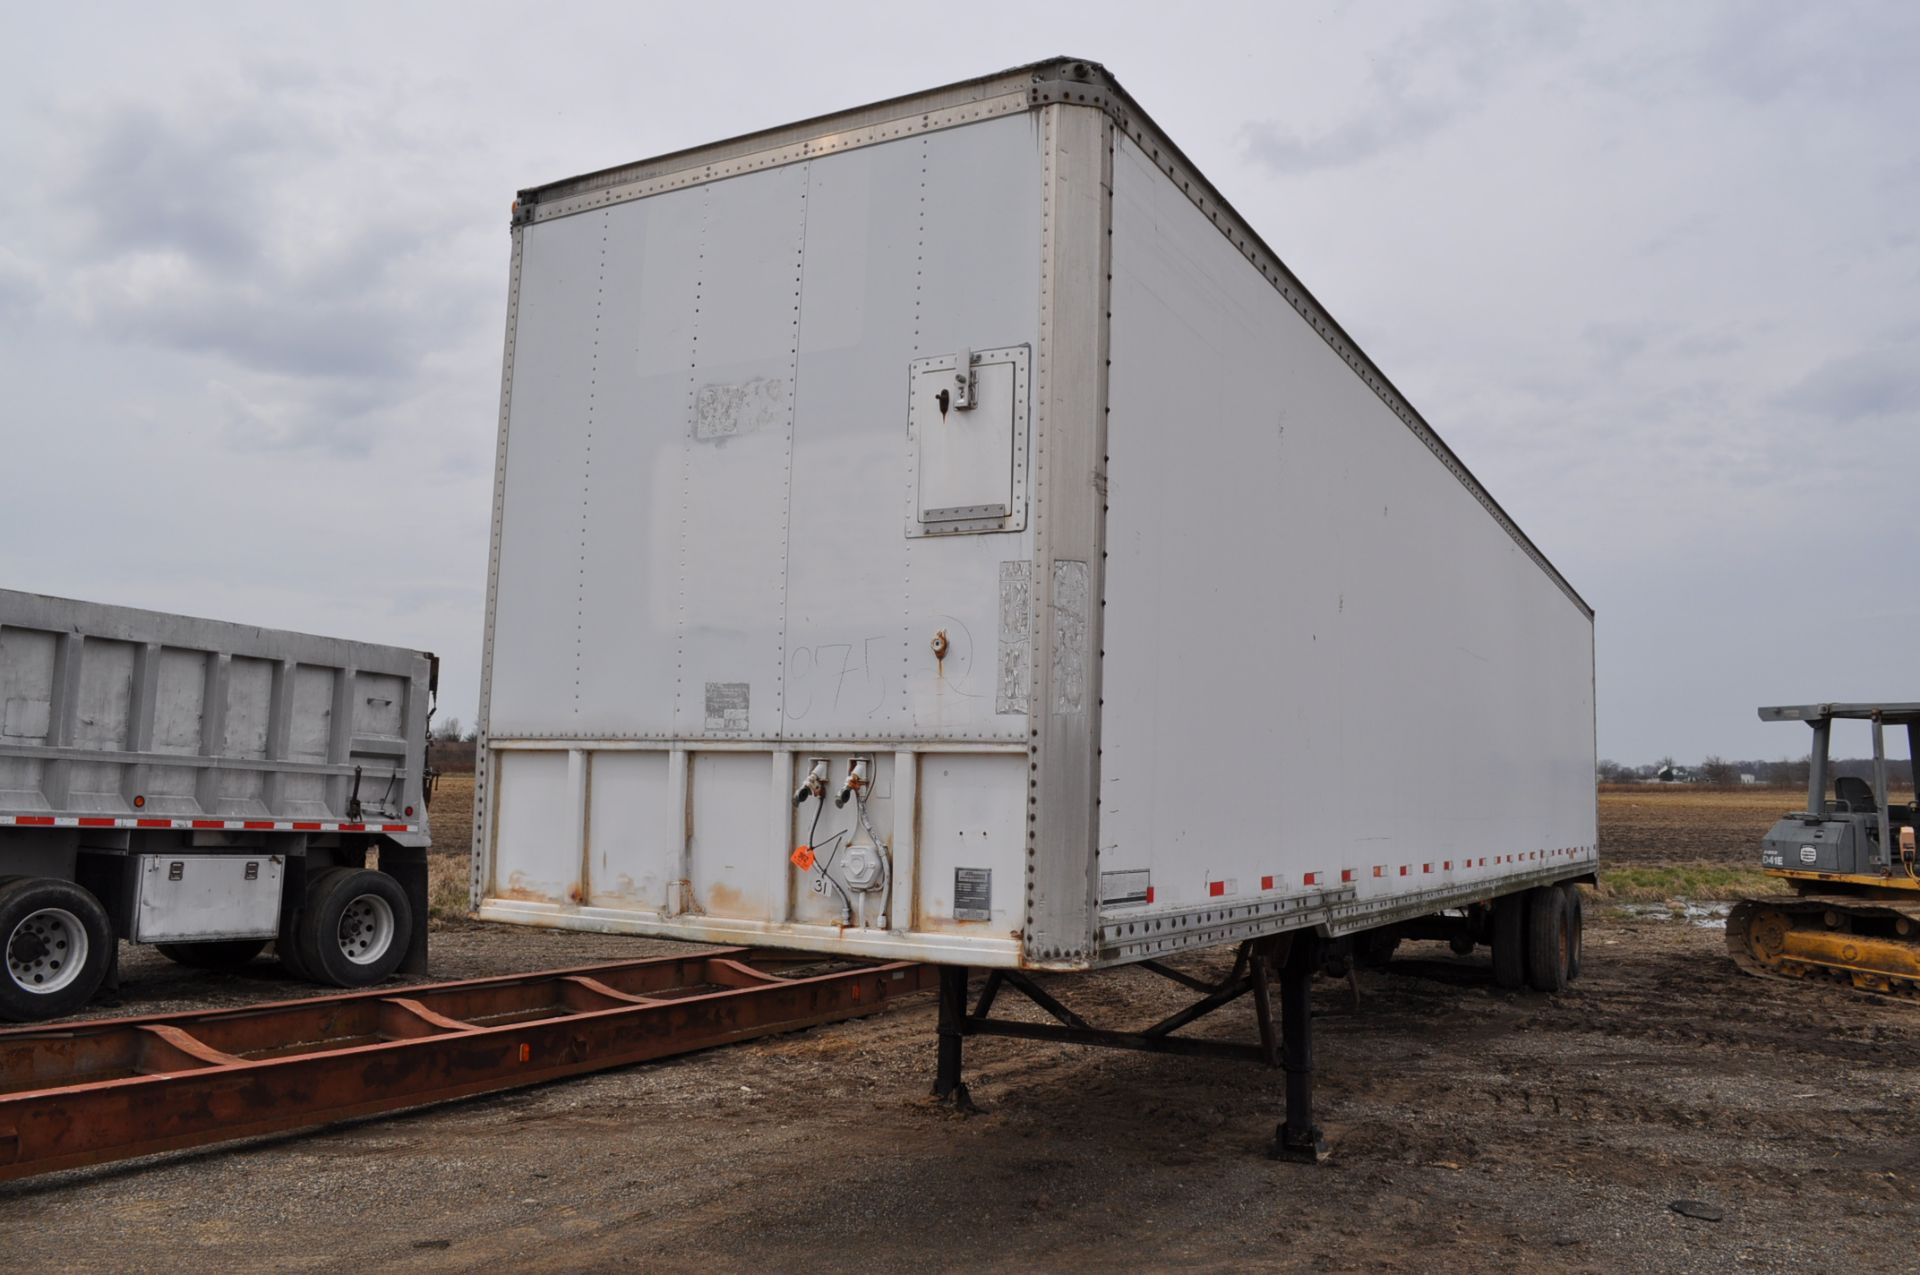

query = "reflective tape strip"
[{"left": 0, "top": 815, "right": 419, "bottom": 834}]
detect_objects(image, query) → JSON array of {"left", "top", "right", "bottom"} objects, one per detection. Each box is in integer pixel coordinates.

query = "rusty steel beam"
[{"left": 0, "top": 948, "right": 932, "bottom": 1182}]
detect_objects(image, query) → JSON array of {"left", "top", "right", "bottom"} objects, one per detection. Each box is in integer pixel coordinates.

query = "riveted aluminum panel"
[{"left": 1096, "top": 131, "right": 1596, "bottom": 933}]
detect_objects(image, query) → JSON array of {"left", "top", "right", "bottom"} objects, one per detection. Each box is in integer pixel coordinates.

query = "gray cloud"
[
  {"left": 1776, "top": 347, "right": 1920, "bottom": 424},
  {"left": 1239, "top": 6, "right": 1581, "bottom": 174},
  {"left": 20, "top": 74, "right": 496, "bottom": 456}
]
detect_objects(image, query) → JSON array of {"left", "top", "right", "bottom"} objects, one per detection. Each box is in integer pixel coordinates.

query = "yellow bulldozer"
[{"left": 1727, "top": 703, "right": 1920, "bottom": 994}]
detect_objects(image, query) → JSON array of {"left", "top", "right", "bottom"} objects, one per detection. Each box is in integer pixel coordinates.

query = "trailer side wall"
[{"left": 1096, "top": 134, "right": 1597, "bottom": 950}]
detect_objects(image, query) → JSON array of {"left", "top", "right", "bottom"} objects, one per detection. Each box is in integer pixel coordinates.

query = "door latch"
[{"left": 950, "top": 348, "right": 974, "bottom": 411}]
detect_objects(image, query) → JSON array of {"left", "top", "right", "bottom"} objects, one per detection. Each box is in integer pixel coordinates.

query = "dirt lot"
[{"left": 4, "top": 787, "right": 1918, "bottom": 1273}]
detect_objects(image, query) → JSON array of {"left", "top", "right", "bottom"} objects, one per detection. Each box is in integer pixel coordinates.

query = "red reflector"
[
  {"left": 1399, "top": 865, "right": 1409, "bottom": 876},
  {"left": 1372, "top": 866, "right": 1384, "bottom": 878},
  {"left": 1145, "top": 886, "right": 1155, "bottom": 904},
  {"left": 1340, "top": 869, "right": 1355, "bottom": 883},
  {"left": 243, "top": 821, "right": 275, "bottom": 830},
  {"left": 137, "top": 818, "right": 171, "bottom": 828},
  {"left": 1208, "top": 880, "right": 1226, "bottom": 897},
  {"left": 17, "top": 816, "right": 55, "bottom": 826},
  {"left": 292, "top": 822, "right": 323, "bottom": 831},
  {"left": 191, "top": 819, "right": 224, "bottom": 829},
  {"left": 1443, "top": 860, "right": 1452, "bottom": 870},
  {"left": 79, "top": 817, "right": 115, "bottom": 827},
  {"left": 1303, "top": 872, "right": 1319, "bottom": 886},
  {"left": 1260, "top": 875, "right": 1274, "bottom": 891}
]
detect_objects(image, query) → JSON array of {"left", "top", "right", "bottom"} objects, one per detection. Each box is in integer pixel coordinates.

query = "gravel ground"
[{"left": 3, "top": 911, "right": 1917, "bottom": 1274}]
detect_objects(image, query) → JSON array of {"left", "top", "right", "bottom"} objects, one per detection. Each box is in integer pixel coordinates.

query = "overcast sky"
[{"left": 2, "top": 2, "right": 1914, "bottom": 765}]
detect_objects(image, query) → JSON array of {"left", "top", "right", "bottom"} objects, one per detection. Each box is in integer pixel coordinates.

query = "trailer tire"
[
  {"left": 0, "top": 877, "right": 115, "bottom": 1022},
  {"left": 293, "top": 868, "right": 413, "bottom": 988},
  {"left": 1526, "top": 886, "right": 1571, "bottom": 993},
  {"left": 1356, "top": 931, "right": 1401, "bottom": 967},
  {"left": 1561, "top": 884, "right": 1584, "bottom": 983},
  {"left": 1491, "top": 894, "right": 1527, "bottom": 990},
  {"left": 156, "top": 940, "right": 268, "bottom": 971}
]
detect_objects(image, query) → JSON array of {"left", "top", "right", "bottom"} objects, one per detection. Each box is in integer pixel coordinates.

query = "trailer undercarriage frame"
[{"left": 933, "top": 933, "right": 1326, "bottom": 1161}]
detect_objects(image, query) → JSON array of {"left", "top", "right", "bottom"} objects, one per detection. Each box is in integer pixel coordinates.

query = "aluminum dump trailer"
[
  {"left": 473, "top": 59, "right": 1597, "bottom": 980},
  {"left": 0, "top": 589, "right": 435, "bottom": 1020}
]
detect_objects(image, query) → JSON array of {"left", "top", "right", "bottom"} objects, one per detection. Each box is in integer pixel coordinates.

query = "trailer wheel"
[
  {"left": 293, "top": 868, "right": 413, "bottom": 988},
  {"left": 1560, "top": 884, "right": 1585, "bottom": 983},
  {"left": 1355, "top": 931, "right": 1401, "bottom": 967},
  {"left": 0, "top": 877, "right": 115, "bottom": 1022},
  {"left": 1491, "top": 894, "right": 1527, "bottom": 990},
  {"left": 1526, "top": 886, "right": 1571, "bottom": 993},
  {"left": 155, "top": 940, "right": 268, "bottom": 971}
]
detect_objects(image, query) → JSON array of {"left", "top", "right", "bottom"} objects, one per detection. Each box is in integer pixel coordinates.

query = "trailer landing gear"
[{"left": 932, "top": 935, "right": 1326, "bottom": 1162}]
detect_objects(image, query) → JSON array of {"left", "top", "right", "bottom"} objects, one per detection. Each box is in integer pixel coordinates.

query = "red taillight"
[
  {"left": 132, "top": 794, "right": 146, "bottom": 808},
  {"left": 404, "top": 806, "right": 414, "bottom": 817}
]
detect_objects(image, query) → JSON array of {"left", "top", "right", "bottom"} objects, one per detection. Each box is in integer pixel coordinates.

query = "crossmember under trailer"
[{"left": 0, "top": 948, "right": 932, "bottom": 1182}]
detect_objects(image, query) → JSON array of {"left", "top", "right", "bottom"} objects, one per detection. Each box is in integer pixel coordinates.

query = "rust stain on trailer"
[
  {"left": 498, "top": 871, "right": 562, "bottom": 905},
  {"left": 705, "top": 881, "right": 749, "bottom": 917}
]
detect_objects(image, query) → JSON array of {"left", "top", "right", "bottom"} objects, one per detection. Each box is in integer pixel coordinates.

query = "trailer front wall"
[
  {"left": 478, "top": 113, "right": 1046, "bottom": 961},
  {"left": 1096, "top": 134, "right": 1597, "bottom": 937}
]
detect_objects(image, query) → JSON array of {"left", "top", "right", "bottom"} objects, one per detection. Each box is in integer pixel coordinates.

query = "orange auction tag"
[{"left": 790, "top": 845, "right": 816, "bottom": 870}]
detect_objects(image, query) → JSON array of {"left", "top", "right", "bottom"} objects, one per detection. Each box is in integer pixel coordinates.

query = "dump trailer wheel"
[
  {"left": 1560, "top": 884, "right": 1585, "bottom": 982},
  {"left": 1526, "top": 886, "right": 1571, "bottom": 993},
  {"left": 293, "top": 868, "right": 413, "bottom": 988},
  {"left": 0, "top": 877, "right": 115, "bottom": 1022},
  {"left": 155, "top": 939, "right": 269, "bottom": 971},
  {"left": 1491, "top": 894, "right": 1527, "bottom": 989}
]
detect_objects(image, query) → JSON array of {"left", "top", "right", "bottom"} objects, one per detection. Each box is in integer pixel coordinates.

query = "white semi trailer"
[
  {"left": 472, "top": 59, "right": 1596, "bottom": 1156},
  {"left": 0, "top": 590, "right": 436, "bottom": 1021}
]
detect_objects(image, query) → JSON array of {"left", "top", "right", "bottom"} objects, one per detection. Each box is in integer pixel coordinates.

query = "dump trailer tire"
[
  {"left": 155, "top": 940, "right": 269, "bottom": 971},
  {"left": 294, "top": 868, "right": 413, "bottom": 988},
  {"left": 1491, "top": 894, "right": 1527, "bottom": 990},
  {"left": 0, "top": 877, "right": 115, "bottom": 1022},
  {"left": 1561, "top": 884, "right": 1585, "bottom": 982},
  {"left": 277, "top": 869, "right": 316, "bottom": 982},
  {"left": 1526, "top": 886, "right": 1571, "bottom": 993}
]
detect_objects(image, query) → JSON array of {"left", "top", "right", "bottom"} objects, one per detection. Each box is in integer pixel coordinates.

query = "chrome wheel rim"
[
  {"left": 336, "top": 894, "right": 396, "bottom": 966},
  {"left": 7, "top": 907, "right": 89, "bottom": 994}
]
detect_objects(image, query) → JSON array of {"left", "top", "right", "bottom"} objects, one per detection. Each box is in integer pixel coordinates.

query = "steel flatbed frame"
[{"left": 0, "top": 949, "right": 932, "bottom": 1182}]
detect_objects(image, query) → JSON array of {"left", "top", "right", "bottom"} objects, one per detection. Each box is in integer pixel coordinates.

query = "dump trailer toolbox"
[{"left": 472, "top": 58, "right": 1597, "bottom": 973}]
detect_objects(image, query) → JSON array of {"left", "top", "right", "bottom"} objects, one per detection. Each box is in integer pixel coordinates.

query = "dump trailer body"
[
  {"left": 474, "top": 59, "right": 1597, "bottom": 971},
  {"left": 0, "top": 589, "right": 435, "bottom": 997}
]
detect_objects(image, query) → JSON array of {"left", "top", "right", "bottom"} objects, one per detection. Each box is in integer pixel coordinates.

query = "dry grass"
[{"left": 425, "top": 773, "right": 475, "bottom": 923}]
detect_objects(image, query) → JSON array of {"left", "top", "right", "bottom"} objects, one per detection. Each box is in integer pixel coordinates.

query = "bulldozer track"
[
  {"left": 0, "top": 948, "right": 932, "bottom": 1182},
  {"left": 1726, "top": 897, "right": 1920, "bottom": 998}
]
